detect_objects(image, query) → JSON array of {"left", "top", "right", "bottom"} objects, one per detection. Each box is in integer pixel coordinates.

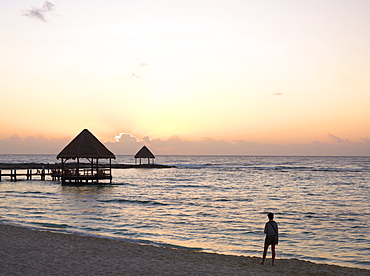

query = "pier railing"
[
  {"left": 0, "top": 168, "right": 112, "bottom": 182},
  {"left": 56, "top": 168, "right": 113, "bottom": 184},
  {"left": 57, "top": 168, "right": 111, "bottom": 177},
  {"left": 0, "top": 169, "right": 50, "bottom": 181}
]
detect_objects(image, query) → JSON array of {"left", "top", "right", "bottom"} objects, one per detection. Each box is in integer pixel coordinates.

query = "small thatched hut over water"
[
  {"left": 56, "top": 129, "right": 116, "bottom": 184},
  {"left": 135, "top": 145, "right": 155, "bottom": 165}
]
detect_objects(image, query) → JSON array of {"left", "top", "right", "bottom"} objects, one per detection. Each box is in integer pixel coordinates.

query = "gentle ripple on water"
[{"left": 0, "top": 155, "right": 369, "bottom": 269}]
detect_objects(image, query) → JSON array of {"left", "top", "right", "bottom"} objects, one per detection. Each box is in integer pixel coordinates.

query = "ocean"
[{"left": 0, "top": 155, "right": 369, "bottom": 269}]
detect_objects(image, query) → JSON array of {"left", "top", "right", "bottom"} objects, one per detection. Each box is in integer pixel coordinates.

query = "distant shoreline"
[{"left": 1, "top": 224, "right": 369, "bottom": 275}]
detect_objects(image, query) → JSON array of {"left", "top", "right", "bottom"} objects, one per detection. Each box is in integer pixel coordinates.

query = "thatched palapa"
[
  {"left": 56, "top": 129, "right": 115, "bottom": 184},
  {"left": 135, "top": 145, "right": 155, "bottom": 165}
]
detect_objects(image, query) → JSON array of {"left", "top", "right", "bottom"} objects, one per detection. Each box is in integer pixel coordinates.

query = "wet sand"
[{"left": 1, "top": 224, "right": 369, "bottom": 275}]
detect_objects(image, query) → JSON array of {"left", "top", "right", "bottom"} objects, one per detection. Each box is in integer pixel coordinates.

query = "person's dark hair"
[{"left": 267, "top": 212, "right": 274, "bottom": 220}]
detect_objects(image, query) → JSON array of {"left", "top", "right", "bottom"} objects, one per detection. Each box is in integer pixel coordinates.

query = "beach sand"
[{"left": 1, "top": 224, "right": 369, "bottom": 276}]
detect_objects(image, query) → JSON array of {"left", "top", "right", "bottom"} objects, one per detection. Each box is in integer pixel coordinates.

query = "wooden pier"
[
  {"left": 0, "top": 163, "right": 174, "bottom": 183},
  {"left": 0, "top": 169, "right": 54, "bottom": 182},
  {"left": 0, "top": 167, "right": 111, "bottom": 183}
]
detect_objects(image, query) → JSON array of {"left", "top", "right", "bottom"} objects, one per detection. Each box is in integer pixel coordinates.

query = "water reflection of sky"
[{"left": 0, "top": 156, "right": 369, "bottom": 269}]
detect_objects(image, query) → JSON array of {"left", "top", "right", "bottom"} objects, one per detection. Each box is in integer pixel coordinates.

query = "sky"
[{"left": 1, "top": 0, "right": 369, "bottom": 155}]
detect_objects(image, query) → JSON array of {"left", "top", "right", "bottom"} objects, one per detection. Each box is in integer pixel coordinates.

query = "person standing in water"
[{"left": 261, "top": 212, "right": 278, "bottom": 266}]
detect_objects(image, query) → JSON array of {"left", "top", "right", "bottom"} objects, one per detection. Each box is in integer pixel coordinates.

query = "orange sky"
[{"left": 1, "top": 0, "right": 369, "bottom": 155}]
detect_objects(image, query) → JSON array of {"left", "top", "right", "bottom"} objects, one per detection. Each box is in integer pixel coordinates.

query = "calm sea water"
[{"left": 0, "top": 155, "right": 369, "bottom": 269}]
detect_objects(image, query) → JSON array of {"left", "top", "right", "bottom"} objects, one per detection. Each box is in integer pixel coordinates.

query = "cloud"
[
  {"left": 0, "top": 134, "right": 69, "bottom": 154},
  {"left": 328, "top": 133, "right": 350, "bottom": 144},
  {"left": 105, "top": 133, "right": 142, "bottom": 154},
  {"left": 23, "top": 1, "right": 55, "bottom": 22},
  {"left": 273, "top": 93, "right": 284, "bottom": 96},
  {"left": 360, "top": 137, "right": 370, "bottom": 144},
  {"left": 125, "top": 63, "right": 148, "bottom": 79},
  {"left": 126, "top": 73, "right": 140, "bottom": 79},
  {"left": 121, "top": 135, "right": 370, "bottom": 156},
  {"left": 114, "top": 133, "right": 139, "bottom": 143},
  {"left": 1, "top": 133, "right": 369, "bottom": 156}
]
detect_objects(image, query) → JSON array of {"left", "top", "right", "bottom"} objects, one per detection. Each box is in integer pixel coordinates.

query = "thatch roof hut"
[
  {"left": 56, "top": 129, "right": 115, "bottom": 184},
  {"left": 134, "top": 145, "right": 155, "bottom": 165},
  {"left": 57, "top": 129, "right": 115, "bottom": 159}
]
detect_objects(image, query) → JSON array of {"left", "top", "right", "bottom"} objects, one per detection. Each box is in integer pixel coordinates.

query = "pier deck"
[
  {"left": 0, "top": 163, "right": 174, "bottom": 183},
  {"left": 0, "top": 169, "right": 51, "bottom": 182}
]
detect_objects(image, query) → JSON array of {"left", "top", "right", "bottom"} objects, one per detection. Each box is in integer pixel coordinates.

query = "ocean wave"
[
  {"left": 172, "top": 184, "right": 213, "bottom": 189},
  {"left": 97, "top": 199, "right": 168, "bottom": 206},
  {"left": 32, "top": 222, "right": 70, "bottom": 229},
  {"left": 177, "top": 163, "right": 368, "bottom": 172}
]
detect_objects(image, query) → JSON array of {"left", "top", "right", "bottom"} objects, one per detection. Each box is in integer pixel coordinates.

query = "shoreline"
[{"left": 1, "top": 224, "right": 369, "bottom": 275}]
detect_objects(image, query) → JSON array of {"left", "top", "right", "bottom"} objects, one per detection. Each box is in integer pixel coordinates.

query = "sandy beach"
[{"left": 1, "top": 224, "right": 369, "bottom": 276}]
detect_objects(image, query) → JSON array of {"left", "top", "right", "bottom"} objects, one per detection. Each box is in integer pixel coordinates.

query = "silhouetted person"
[{"left": 261, "top": 212, "right": 278, "bottom": 266}]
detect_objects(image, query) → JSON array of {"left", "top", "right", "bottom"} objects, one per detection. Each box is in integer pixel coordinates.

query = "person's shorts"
[{"left": 265, "top": 235, "right": 278, "bottom": 246}]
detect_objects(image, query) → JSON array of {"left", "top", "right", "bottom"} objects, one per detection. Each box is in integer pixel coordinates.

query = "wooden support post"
[
  {"left": 61, "top": 159, "right": 65, "bottom": 184},
  {"left": 77, "top": 157, "right": 80, "bottom": 182},
  {"left": 96, "top": 158, "right": 99, "bottom": 184},
  {"left": 13, "top": 169, "right": 17, "bottom": 182},
  {"left": 41, "top": 166, "right": 45, "bottom": 180},
  {"left": 109, "top": 158, "right": 112, "bottom": 184}
]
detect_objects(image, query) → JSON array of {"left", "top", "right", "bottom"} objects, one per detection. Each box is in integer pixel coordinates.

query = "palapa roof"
[
  {"left": 57, "top": 129, "right": 116, "bottom": 159},
  {"left": 134, "top": 145, "right": 155, "bottom": 159}
]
